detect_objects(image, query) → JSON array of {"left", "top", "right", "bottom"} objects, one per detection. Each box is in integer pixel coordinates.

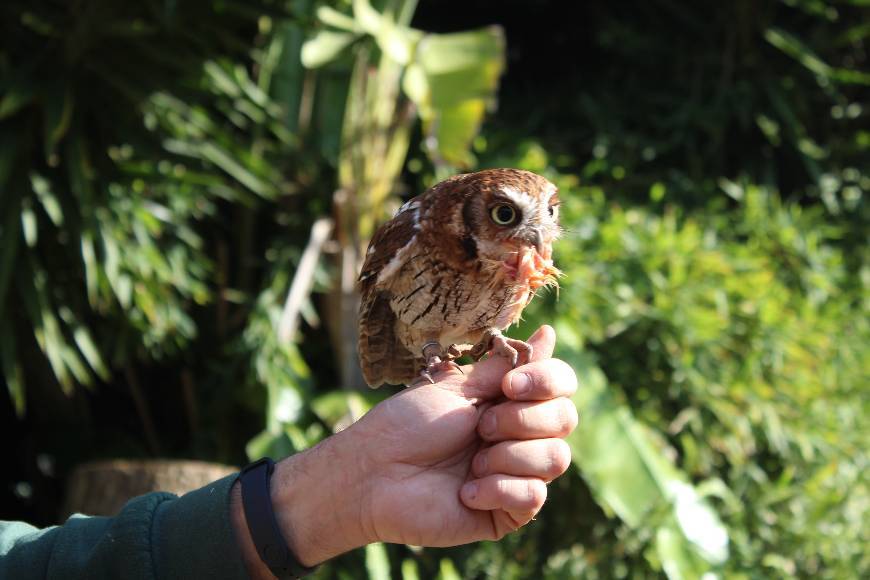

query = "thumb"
[
  {"left": 526, "top": 325, "right": 556, "bottom": 362},
  {"left": 457, "top": 325, "right": 557, "bottom": 402}
]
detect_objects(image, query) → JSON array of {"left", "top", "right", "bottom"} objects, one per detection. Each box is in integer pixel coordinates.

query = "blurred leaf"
[
  {"left": 301, "top": 30, "right": 359, "bottom": 68},
  {"left": 0, "top": 329, "right": 25, "bottom": 416},
  {"left": 365, "top": 543, "right": 391, "bottom": 580},
  {"left": 430, "top": 99, "right": 487, "bottom": 167},
  {"left": 58, "top": 307, "right": 110, "bottom": 381},
  {"left": 403, "top": 26, "right": 505, "bottom": 167},
  {"left": 315, "top": 6, "right": 362, "bottom": 32},
  {"left": 310, "top": 389, "right": 384, "bottom": 428},
  {"left": 408, "top": 27, "right": 505, "bottom": 108},
  {"left": 42, "top": 87, "right": 74, "bottom": 156},
  {"left": 21, "top": 200, "right": 37, "bottom": 247},
  {"left": 0, "top": 78, "right": 35, "bottom": 119},
  {"left": 352, "top": 0, "right": 384, "bottom": 36},
  {"left": 19, "top": 274, "right": 73, "bottom": 393},
  {"left": 563, "top": 347, "right": 729, "bottom": 574},
  {"left": 401, "top": 558, "right": 420, "bottom": 580},
  {"left": 765, "top": 27, "right": 870, "bottom": 84},
  {"left": 656, "top": 524, "right": 710, "bottom": 580},
  {"left": 246, "top": 429, "right": 295, "bottom": 461},
  {"left": 30, "top": 173, "right": 64, "bottom": 226},
  {"left": 437, "top": 558, "right": 462, "bottom": 580}
]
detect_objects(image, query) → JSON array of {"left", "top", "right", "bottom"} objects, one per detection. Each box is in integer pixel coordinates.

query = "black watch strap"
[{"left": 238, "top": 457, "right": 317, "bottom": 579}]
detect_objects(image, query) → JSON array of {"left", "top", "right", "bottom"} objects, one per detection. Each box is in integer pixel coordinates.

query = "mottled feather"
[{"left": 358, "top": 168, "right": 560, "bottom": 387}]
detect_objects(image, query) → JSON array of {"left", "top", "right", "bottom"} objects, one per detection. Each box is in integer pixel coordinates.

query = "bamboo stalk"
[{"left": 278, "top": 217, "right": 334, "bottom": 344}]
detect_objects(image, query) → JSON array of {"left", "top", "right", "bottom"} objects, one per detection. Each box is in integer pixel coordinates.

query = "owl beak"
[{"left": 530, "top": 228, "right": 546, "bottom": 256}]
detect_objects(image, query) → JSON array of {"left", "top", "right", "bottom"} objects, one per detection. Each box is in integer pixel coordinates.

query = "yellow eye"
[{"left": 490, "top": 204, "right": 517, "bottom": 225}]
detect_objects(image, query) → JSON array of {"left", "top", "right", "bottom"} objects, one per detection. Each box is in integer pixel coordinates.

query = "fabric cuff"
[{"left": 152, "top": 472, "right": 248, "bottom": 580}]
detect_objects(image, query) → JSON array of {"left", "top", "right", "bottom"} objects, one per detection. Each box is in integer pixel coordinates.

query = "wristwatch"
[{"left": 238, "top": 457, "right": 317, "bottom": 579}]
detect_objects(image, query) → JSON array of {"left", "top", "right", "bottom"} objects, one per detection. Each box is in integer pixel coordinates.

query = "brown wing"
[
  {"left": 358, "top": 290, "right": 419, "bottom": 387},
  {"left": 358, "top": 198, "right": 420, "bottom": 291},
  {"left": 357, "top": 200, "right": 421, "bottom": 387}
]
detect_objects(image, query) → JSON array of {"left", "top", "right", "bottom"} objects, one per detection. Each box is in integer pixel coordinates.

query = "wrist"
[
  {"left": 231, "top": 428, "right": 376, "bottom": 578},
  {"left": 271, "top": 430, "right": 373, "bottom": 565}
]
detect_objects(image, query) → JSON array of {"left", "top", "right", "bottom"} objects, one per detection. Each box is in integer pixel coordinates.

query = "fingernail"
[
  {"left": 480, "top": 412, "right": 497, "bottom": 437},
  {"left": 511, "top": 373, "right": 531, "bottom": 397},
  {"left": 462, "top": 481, "right": 478, "bottom": 500},
  {"left": 474, "top": 451, "right": 488, "bottom": 474}
]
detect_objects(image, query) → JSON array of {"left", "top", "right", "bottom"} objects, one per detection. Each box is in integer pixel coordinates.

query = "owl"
[{"left": 357, "top": 168, "right": 561, "bottom": 388}]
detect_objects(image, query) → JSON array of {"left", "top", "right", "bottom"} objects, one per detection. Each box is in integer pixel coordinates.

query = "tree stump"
[{"left": 63, "top": 459, "right": 238, "bottom": 518}]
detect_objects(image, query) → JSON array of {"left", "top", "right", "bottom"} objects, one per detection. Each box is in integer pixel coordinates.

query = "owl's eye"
[{"left": 490, "top": 204, "right": 518, "bottom": 225}]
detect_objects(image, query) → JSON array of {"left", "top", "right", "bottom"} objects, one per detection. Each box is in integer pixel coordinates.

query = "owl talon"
[
  {"left": 469, "top": 329, "right": 533, "bottom": 368},
  {"left": 418, "top": 341, "right": 464, "bottom": 384},
  {"left": 492, "top": 335, "right": 533, "bottom": 368}
]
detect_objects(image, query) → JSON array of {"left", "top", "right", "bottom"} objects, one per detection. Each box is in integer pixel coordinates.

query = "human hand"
[
  {"left": 349, "top": 324, "right": 578, "bottom": 546},
  {"left": 233, "top": 325, "right": 578, "bottom": 575}
]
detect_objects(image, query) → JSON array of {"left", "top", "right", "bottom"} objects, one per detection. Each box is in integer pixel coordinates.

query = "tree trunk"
[{"left": 63, "top": 459, "right": 238, "bottom": 518}]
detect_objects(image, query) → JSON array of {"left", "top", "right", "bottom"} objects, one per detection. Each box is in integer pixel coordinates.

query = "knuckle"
[
  {"left": 527, "top": 479, "right": 548, "bottom": 509},
  {"left": 495, "top": 477, "right": 513, "bottom": 499},
  {"left": 556, "top": 400, "right": 578, "bottom": 436},
  {"left": 514, "top": 404, "right": 529, "bottom": 430},
  {"left": 558, "top": 359, "right": 579, "bottom": 391},
  {"left": 546, "top": 440, "right": 571, "bottom": 477}
]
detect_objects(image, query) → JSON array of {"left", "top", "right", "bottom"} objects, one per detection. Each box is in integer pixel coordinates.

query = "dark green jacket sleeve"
[{"left": 0, "top": 473, "right": 249, "bottom": 580}]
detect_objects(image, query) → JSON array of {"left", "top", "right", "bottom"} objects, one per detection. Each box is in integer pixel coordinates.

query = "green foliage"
[
  {"left": 0, "top": 0, "right": 300, "bottom": 412},
  {"left": 500, "top": 150, "right": 868, "bottom": 577}
]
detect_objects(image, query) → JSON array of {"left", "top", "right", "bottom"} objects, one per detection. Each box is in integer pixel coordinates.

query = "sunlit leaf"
[
  {"left": 316, "top": 5, "right": 361, "bottom": 32},
  {"left": 30, "top": 173, "right": 64, "bottom": 226},
  {"left": 402, "top": 26, "right": 505, "bottom": 167},
  {"left": 352, "top": 0, "right": 384, "bottom": 36},
  {"left": 246, "top": 429, "right": 295, "bottom": 462},
  {"left": 198, "top": 142, "right": 278, "bottom": 198},
  {"left": 59, "top": 307, "right": 110, "bottom": 381},
  {"left": 365, "top": 543, "right": 390, "bottom": 580},
  {"left": 21, "top": 201, "right": 38, "bottom": 247},
  {"left": 310, "top": 389, "right": 385, "bottom": 428},
  {"left": 401, "top": 559, "right": 420, "bottom": 580},
  {"left": 301, "top": 30, "right": 359, "bottom": 68},
  {"left": 437, "top": 558, "right": 462, "bottom": 580},
  {"left": 563, "top": 347, "right": 729, "bottom": 574}
]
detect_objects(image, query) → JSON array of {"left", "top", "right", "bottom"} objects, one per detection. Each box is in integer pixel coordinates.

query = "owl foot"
[
  {"left": 469, "top": 328, "right": 533, "bottom": 368},
  {"left": 418, "top": 341, "right": 464, "bottom": 384}
]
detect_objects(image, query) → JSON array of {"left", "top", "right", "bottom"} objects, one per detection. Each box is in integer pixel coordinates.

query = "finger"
[
  {"left": 478, "top": 398, "right": 578, "bottom": 442},
  {"left": 492, "top": 510, "right": 538, "bottom": 539},
  {"left": 526, "top": 325, "right": 555, "bottom": 362},
  {"left": 472, "top": 438, "right": 571, "bottom": 482},
  {"left": 460, "top": 474, "right": 547, "bottom": 513},
  {"left": 502, "top": 358, "right": 578, "bottom": 401},
  {"left": 454, "top": 325, "right": 558, "bottom": 402}
]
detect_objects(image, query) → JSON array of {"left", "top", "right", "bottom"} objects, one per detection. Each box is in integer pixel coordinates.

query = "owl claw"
[
  {"left": 469, "top": 329, "right": 533, "bottom": 368},
  {"left": 415, "top": 342, "right": 464, "bottom": 386},
  {"left": 419, "top": 369, "right": 436, "bottom": 385}
]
